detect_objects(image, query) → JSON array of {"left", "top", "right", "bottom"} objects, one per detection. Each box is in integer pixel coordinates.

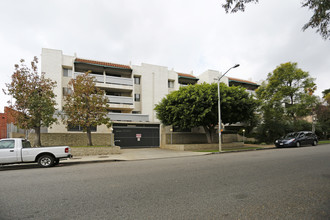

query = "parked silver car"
[{"left": 275, "top": 131, "right": 318, "bottom": 148}]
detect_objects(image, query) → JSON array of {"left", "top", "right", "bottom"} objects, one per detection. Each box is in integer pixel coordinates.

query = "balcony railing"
[
  {"left": 108, "top": 113, "right": 149, "bottom": 122},
  {"left": 106, "top": 95, "right": 133, "bottom": 105},
  {"left": 90, "top": 73, "right": 104, "bottom": 83},
  {"left": 106, "top": 75, "right": 133, "bottom": 86},
  {"left": 74, "top": 72, "right": 133, "bottom": 87}
]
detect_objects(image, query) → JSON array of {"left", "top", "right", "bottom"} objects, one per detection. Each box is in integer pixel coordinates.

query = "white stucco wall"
[
  {"left": 41, "top": 48, "right": 75, "bottom": 133},
  {"left": 41, "top": 48, "right": 74, "bottom": 111},
  {"left": 132, "top": 63, "right": 179, "bottom": 122},
  {"left": 198, "top": 69, "right": 229, "bottom": 85}
]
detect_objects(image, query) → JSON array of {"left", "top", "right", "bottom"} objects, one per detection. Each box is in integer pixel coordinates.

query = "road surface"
[{"left": 1, "top": 144, "right": 329, "bottom": 219}]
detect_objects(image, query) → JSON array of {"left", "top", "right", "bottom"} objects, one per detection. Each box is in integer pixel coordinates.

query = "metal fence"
[{"left": 6, "top": 123, "right": 48, "bottom": 138}]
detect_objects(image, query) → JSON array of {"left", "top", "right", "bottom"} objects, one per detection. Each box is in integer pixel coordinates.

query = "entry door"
[
  {"left": 113, "top": 124, "right": 160, "bottom": 148},
  {"left": 0, "top": 140, "right": 19, "bottom": 163}
]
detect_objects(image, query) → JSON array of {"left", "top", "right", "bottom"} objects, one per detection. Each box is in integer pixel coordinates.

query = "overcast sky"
[{"left": 0, "top": 0, "right": 329, "bottom": 112}]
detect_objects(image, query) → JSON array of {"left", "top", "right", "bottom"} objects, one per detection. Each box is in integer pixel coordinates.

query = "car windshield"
[{"left": 284, "top": 133, "right": 298, "bottom": 139}]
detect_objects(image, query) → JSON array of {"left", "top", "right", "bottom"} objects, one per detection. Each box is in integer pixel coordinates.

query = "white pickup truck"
[{"left": 0, "top": 138, "right": 72, "bottom": 167}]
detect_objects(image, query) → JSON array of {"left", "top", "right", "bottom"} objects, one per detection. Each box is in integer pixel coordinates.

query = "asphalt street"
[{"left": 1, "top": 144, "right": 329, "bottom": 219}]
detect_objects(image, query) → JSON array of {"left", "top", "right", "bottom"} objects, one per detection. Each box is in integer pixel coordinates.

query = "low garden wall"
[
  {"left": 28, "top": 133, "right": 114, "bottom": 147},
  {"left": 163, "top": 132, "right": 249, "bottom": 145},
  {"left": 161, "top": 142, "right": 244, "bottom": 151},
  {"left": 71, "top": 146, "right": 121, "bottom": 156}
]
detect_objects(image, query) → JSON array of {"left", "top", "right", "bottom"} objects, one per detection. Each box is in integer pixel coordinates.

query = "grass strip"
[
  {"left": 197, "top": 147, "right": 263, "bottom": 152},
  {"left": 318, "top": 140, "right": 330, "bottom": 145}
]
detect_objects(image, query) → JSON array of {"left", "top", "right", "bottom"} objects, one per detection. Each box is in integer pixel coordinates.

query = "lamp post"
[
  {"left": 216, "top": 64, "right": 240, "bottom": 152},
  {"left": 242, "top": 129, "right": 245, "bottom": 144},
  {"left": 170, "top": 128, "right": 173, "bottom": 144}
]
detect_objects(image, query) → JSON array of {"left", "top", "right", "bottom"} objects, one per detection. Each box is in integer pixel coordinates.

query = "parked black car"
[{"left": 275, "top": 131, "right": 318, "bottom": 148}]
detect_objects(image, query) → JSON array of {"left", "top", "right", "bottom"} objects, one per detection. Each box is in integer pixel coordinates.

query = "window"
[
  {"left": 134, "top": 94, "right": 141, "bottom": 102},
  {"left": 68, "top": 124, "right": 97, "bottom": 132},
  {"left": 168, "top": 80, "right": 174, "bottom": 88},
  {"left": 132, "top": 111, "right": 141, "bottom": 114},
  {"left": 63, "top": 68, "right": 72, "bottom": 77},
  {"left": 22, "top": 140, "right": 31, "bottom": 148},
  {"left": 107, "top": 92, "right": 121, "bottom": 96},
  {"left": 134, "top": 76, "right": 141, "bottom": 85},
  {"left": 63, "top": 87, "right": 73, "bottom": 96},
  {"left": 0, "top": 140, "right": 15, "bottom": 149},
  {"left": 109, "top": 110, "right": 121, "bottom": 113}
]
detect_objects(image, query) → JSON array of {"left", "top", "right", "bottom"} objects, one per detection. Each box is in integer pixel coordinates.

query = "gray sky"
[{"left": 0, "top": 0, "right": 329, "bottom": 112}]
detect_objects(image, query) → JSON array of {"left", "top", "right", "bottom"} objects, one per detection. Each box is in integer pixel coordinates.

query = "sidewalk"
[
  {"left": 61, "top": 144, "right": 276, "bottom": 165},
  {"left": 62, "top": 148, "right": 212, "bottom": 164}
]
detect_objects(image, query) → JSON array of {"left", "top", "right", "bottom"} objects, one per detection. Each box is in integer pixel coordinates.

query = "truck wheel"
[
  {"left": 38, "top": 155, "right": 55, "bottom": 168},
  {"left": 296, "top": 142, "right": 301, "bottom": 147}
]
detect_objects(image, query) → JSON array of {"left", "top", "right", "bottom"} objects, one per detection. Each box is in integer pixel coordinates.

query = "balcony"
[
  {"left": 106, "top": 95, "right": 133, "bottom": 105},
  {"left": 105, "top": 75, "right": 133, "bottom": 86},
  {"left": 106, "top": 95, "right": 134, "bottom": 109},
  {"left": 108, "top": 113, "right": 149, "bottom": 122},
  {"left": 74, "top": 72, "right": 133, "bottom": 90}
]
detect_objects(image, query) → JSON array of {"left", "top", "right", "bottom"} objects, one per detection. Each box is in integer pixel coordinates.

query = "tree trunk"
[
  {"left": 87, "top": 127, "right": 93, "bottom": 146},
  {"left": 34, "top": 126, "right": 42, "bottom": 147},
  {"left": 203, "top": 126, "right": 213, "bottom": 144}
]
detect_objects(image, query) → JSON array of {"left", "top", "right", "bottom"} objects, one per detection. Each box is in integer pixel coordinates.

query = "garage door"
[{"left": 113, "top": 124, "right": 160, "bottom": 148}]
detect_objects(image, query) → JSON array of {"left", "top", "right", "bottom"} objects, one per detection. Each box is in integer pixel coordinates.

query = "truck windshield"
[{"left": 22, "top": 140, "right": 32, "bottom": 148}]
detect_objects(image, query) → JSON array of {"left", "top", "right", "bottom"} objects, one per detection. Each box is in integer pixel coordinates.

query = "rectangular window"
[
  {"left": 63, "top": 68, "right": 72, "bottom": 77},
  {"left": 109, "top": 110, "right": 122, "bottom": 113},
  {"left": 134, "top": 76, "right": 141, "bottom": 85},
  {"left": 107, "top": 92, "right": 121, "bottom": 96},
  {"left": 134, "top": 94, "right": 140, "bottom": 102},
  {"left": 132, "top": 111, "right": 141, "bottom": 114},
  {"left": 67, "top": 124, "right": 97, "bottom": 132},
  {"left": 63, "top": 87, "right": 73, "bottom": 96},
  {"left": 168, "top": 80, "right": 174, "bottom": 88},
  {"left": 0, "top": 140, "right": 15, "bottom": 149},
  {"left": 22, "top": 140, "right": 31, "bottom": 148}
]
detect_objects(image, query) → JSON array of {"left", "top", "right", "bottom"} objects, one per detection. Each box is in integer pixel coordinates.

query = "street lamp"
[
  {"left": 216, "top": 64, "right": 240, "bottom": 152},
  {"left": 170, "top": 128, "right": 173, "bottom": 144},
  {"left": 242, "top": 129, "right": 245, "bottom": 144}
]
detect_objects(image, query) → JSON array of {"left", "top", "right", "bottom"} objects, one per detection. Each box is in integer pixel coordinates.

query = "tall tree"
[
  {"left": 257, "top": 62, "right": 317, "bottom": 121},
  {"left": 155, "top": 83, "right": 258, "bottom": 143},
  {"left": 222, "top": 0, "right": 330, "bottom": 40},
  {"left": 322, "top": 88, "right": 330, "bottom": 103},
  {"left": 3, "top": 57, "right": 57, "bottom": 146},
  {"left": 256, "top": 62, "right": 318, "bottom": 142},
  {"left": 315, "top": 89, "right": 330, "bottom": 139},
  {"left": 63, "top": 72, "right": 111, "bottom": 146}
]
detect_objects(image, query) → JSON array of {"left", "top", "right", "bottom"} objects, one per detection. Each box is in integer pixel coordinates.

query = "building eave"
[
  {"left": 74, "top": 58, "right": 132, "bottom": 70},
  {"left": 178, "top": 75, "right": 199, "bottom": 81}
]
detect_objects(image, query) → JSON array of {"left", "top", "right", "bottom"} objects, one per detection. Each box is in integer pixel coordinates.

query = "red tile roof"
[
  {"left": 75, "top": 58, "right": 131, "bottom": 69},
  {"left": 177, "top": 72, "right": 198, "bottom": 79},
  {"left": 228, "top": 77, "right": 258, "bottom": 85}
]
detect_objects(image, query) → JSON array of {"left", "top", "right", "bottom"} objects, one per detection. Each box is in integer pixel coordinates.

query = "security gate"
[{"left": 113, "top": 123, "right": 160, "bottom": 148}]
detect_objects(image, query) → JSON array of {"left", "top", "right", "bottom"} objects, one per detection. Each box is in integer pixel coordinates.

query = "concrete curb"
[
  {"left": 211, "top": 146, "right": 276, "bottom": 154},
  {"left": 61, "top": 158, "right": 123, "bottom": 165},
  {"left": 61, "top": 152, "right": 212, "bottom": 165}
]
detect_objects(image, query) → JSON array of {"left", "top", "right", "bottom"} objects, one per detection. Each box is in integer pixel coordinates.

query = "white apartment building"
[
  {"left": 198, "top": 70, "right": 259, "bottom": 95},
  {"left": 41, "top": 48, "right": 199, "bottom": 147},
  {"left": 41, "top": 48, "right": 258, "bottom": 147}
]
